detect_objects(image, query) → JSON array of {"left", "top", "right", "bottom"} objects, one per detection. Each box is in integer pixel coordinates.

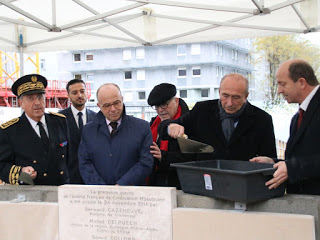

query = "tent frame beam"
[{"left": 72, "top": 0, "right": 147, "bottom": 45}]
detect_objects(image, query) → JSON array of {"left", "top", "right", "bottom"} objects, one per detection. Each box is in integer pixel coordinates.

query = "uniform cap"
[{"left": 12, "top": 74, "right": 47, "bottom": 97}]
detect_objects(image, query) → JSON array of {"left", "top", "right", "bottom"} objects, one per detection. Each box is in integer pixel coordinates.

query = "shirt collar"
[
  {"left": 71, "top": 104, "right": 86, "bottom": 116},
  {"left": 106, "top": 118, "right": 122, "bottom": 127},
  {"left": 25, "top": 113, "right": 46, "bottom": 128},
  {"left": 300, "top": 85, "right": 319, "bottom": 111}
]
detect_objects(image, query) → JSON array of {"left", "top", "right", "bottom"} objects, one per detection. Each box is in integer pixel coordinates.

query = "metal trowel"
[
  {"left": 177, "top": 137, "right": 214, "bottom": 153},
  {"left": 18, "top": 172, "right": 34, "bottom": 185}
]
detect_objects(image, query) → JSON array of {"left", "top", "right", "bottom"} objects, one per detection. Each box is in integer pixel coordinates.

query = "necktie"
[
  {"left": 78, "top": 112, "right": 83, "bottom": 132},
  {"left": 110, "top": 122, "right": 118, "bottom": 136},
  {"left": 297, "top": 108, "right": 304, "bottom": 129},
  {"left": 37, "top": 121, "right": 49, "bottom": 149}
]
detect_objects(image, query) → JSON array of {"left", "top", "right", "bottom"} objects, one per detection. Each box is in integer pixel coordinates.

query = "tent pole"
[{"left": 19, "top": 33, "right": 24, "bottom": 77}]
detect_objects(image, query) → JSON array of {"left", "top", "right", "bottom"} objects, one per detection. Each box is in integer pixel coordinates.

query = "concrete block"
[
  {"left": 0, "top": 201, "right": 59, "bottom": 240},
  {"left": 173, "top": 208, "right": 315, "bottom": 240}
]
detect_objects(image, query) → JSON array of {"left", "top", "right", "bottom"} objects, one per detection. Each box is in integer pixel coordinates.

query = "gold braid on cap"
[
  {"left": 9, "top": 165, "right": 21, "bottom": 185},
  {"left": 17, "top": 82, "right": 45, "bottom": 96}
]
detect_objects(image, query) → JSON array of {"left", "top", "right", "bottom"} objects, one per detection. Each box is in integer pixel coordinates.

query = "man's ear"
[
  {"left": 298, "top": 78, "right": 307, "bottom": 89},
  {"left": 18, "top": 98, "right": 22, "bottom": 108}
]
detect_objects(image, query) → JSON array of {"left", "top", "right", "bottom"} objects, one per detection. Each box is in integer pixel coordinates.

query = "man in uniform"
[
  {"left": 60, "top": 79, "right": 96, "bottom": 184},
  {"left": 0, "top": 74, "right": 70, "bottom": 185},
  {"left": 148, "top": 83, "right": 189, "bottom": 188}
]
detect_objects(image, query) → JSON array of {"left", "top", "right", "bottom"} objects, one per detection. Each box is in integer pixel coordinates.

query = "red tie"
[{"left": 297, "top": 108, "right": 304, "bottom": 129}]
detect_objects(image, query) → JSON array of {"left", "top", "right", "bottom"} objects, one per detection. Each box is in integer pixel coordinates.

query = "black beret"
[
  {"left": 12, "top": 74, "right": 47, "bottom": 97},
  {"left": 148, "top": 83, "right": 176, "bottom": 106}
]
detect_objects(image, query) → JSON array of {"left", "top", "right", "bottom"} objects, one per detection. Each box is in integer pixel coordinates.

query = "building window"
[
  {"left": 124, "top": 92, "right": 133, "bottom": 102},
  {"left": 216, "top": 44, "right": 219, "bottom": 55},
  {"left": 73, "top": 53, "right": 81, "bottom": 62},
  {"left": 191, "top": 44, "right": 201, "bottom": 55},
  {"left": 216, "top": 66, "right": 224, "bottom": 77},
  {"left": 192, "top": 67, "right": 201, "bottom": 77},
  {"left": 246, "top": 54, "right": 251, "bottom": 63},
  {"left": 178, "top": 68, "right": 187, "bottom": 78},
  {"left": 201, "top": 89, "right": 209, "bottom": 98},
  {"left": 219, "top": 45, "right": 223, "bottom": 56},
  {"left": 180, "top": 90, "right": 187, "bottom": 98},
  {"left": 74, "top": 74, "right": 82, "bottom": 79},
  {"left": 138, "top": 91, "right": 146, "bottom": 100},
  {"left": 86, "top": 53, "right": 93, "bottom": 62},
  {"left": 124, "top": 71, "right": 132, "bottom": 80},
  {"left": 232, "top": 49, "right": 238, "bottom": 60},
  {"left": 123, "top": 49, "right": 132, "bottom": 60},
  {"left": 220, "top": 67, "right": 224, "bottom": 77},
  {"left": 137, "top": 69, "right": 145, "bottom": 81},
  {"left": 177, "top": 45, "right": 186, "bottom": 56},
  {"left": 86, "top": 74, "right": 94, "bottom": 90},
  {"left": 136, "top": 48, "right": 145, "bottom": 59}
]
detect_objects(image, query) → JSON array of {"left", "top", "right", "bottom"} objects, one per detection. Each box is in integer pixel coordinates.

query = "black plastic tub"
[{"left": 171, "top": 159, "right": 286, "bottom": 203}]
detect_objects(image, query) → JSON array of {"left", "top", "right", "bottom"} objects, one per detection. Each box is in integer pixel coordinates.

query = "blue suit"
[
  {"left": 78, "top": 109, "right": 153, "bottom": 185},
  {"left": 60, "top": 107, "right": 96, "bottom": 184}
]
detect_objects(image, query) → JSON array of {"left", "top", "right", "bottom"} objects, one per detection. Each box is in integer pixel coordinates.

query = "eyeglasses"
[
  {"left": 22, "top": 94, "right": 45, "bottom": 102},
  {"left": 152, "top": 97, "right": 174, "bottom": 110},
  {"left": 101, "top": 100, "right": 122, "bottom": 110}
]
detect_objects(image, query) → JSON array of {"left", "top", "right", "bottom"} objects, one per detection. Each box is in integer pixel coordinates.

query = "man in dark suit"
[
  {"left": 60, "top": 79, "right": 96, "bottom": 184},
  {"left": 251, "top": 59, "right": 320, "bottom": 195},
  {"left": 160, "top": 73, "right": 277, "bottom": 161},
  {"left": 0, "top": 74, "right": 70, "bottom": 185}
]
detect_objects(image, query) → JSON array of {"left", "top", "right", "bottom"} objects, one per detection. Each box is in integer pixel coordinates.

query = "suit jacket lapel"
[
  {"left": 66, "top": 107, "right": 81, "bottom": 138},
  {"left": 210, "top": 103, "right": 228, "bottom": 145},
  {"left": 19, "top": 113, "right": 42, "bottom": 141},
  {"left": 96, "top": 111, "right": 111, "bottom": 138},
  {"left": 86, "top": 109, "right": 94, "bottom": 122},
  {"left": 291, "top": 88, "right": 320, "bottom": 147}
]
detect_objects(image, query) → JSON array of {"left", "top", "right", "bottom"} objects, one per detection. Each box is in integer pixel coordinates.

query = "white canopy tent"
[{"left": 0, "top": 0, "right": 319, "bottom": 54}]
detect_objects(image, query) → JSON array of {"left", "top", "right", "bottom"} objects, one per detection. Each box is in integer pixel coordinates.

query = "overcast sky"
[{"left": 301, "top": 32, "right": 320, "bottom": 46}]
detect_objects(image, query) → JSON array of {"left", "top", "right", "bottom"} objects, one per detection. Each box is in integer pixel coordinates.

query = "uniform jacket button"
[
  {"left": 61, "top": 154, "right": 65, "bottom": 158},
  {"left": 33, "top": 160, "right": 37, "bottom": 164},
  {"left": 43, "top": 173, "right": 47, "bottom": 177},
  {"left": 60, "top": 171, "right": 64, "bottom": 175}
]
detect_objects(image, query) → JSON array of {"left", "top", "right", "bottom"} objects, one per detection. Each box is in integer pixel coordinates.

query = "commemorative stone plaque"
[{"left": 58, "top": 185, "right": 176, "bottom": 240}]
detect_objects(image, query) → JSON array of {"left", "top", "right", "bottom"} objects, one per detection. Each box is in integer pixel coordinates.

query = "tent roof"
[{"left": 0, "top": 0, "right": 319, "bottom": 53}]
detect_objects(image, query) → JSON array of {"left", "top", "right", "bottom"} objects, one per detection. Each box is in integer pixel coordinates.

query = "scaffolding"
[{"left": 0, "top": 51, "right": 92, "bottom": 109}]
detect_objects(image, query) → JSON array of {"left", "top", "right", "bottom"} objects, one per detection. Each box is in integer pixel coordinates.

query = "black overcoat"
[{"left": 159, "top": 99, "right": 277, "bottom": 161}]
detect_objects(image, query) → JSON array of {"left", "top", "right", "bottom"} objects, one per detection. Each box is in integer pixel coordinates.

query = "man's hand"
[
  {"left": 21, "top": 166, "right": 37, "bottom": 179},
  {"left": 250, "top": 156, "right": 275, "bottom": 164},
  {"left": 168, "top": 123, "right": 185, "bottom": 139},
  {"left": 265, "top": 161, "right": 288, "bottom": 189},
  {"left": 150, "top": 142, "right": 161, "bottom": 161}
]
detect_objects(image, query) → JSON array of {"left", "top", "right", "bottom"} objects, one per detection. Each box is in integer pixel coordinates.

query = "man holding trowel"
[
  {"left": 159, "top": 73, "right": 277, "bottom": 161},
  {"left": 148, "top": 83, "right": 190, "bottom": 188}
]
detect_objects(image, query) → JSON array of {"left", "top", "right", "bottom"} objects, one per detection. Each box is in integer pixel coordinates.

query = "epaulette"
[
  {"left": 0, "top": 118, "right": 19, "bottom": 129},
  {"left": 49, "top": 111, "right": 66, "bottom": 118}
]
